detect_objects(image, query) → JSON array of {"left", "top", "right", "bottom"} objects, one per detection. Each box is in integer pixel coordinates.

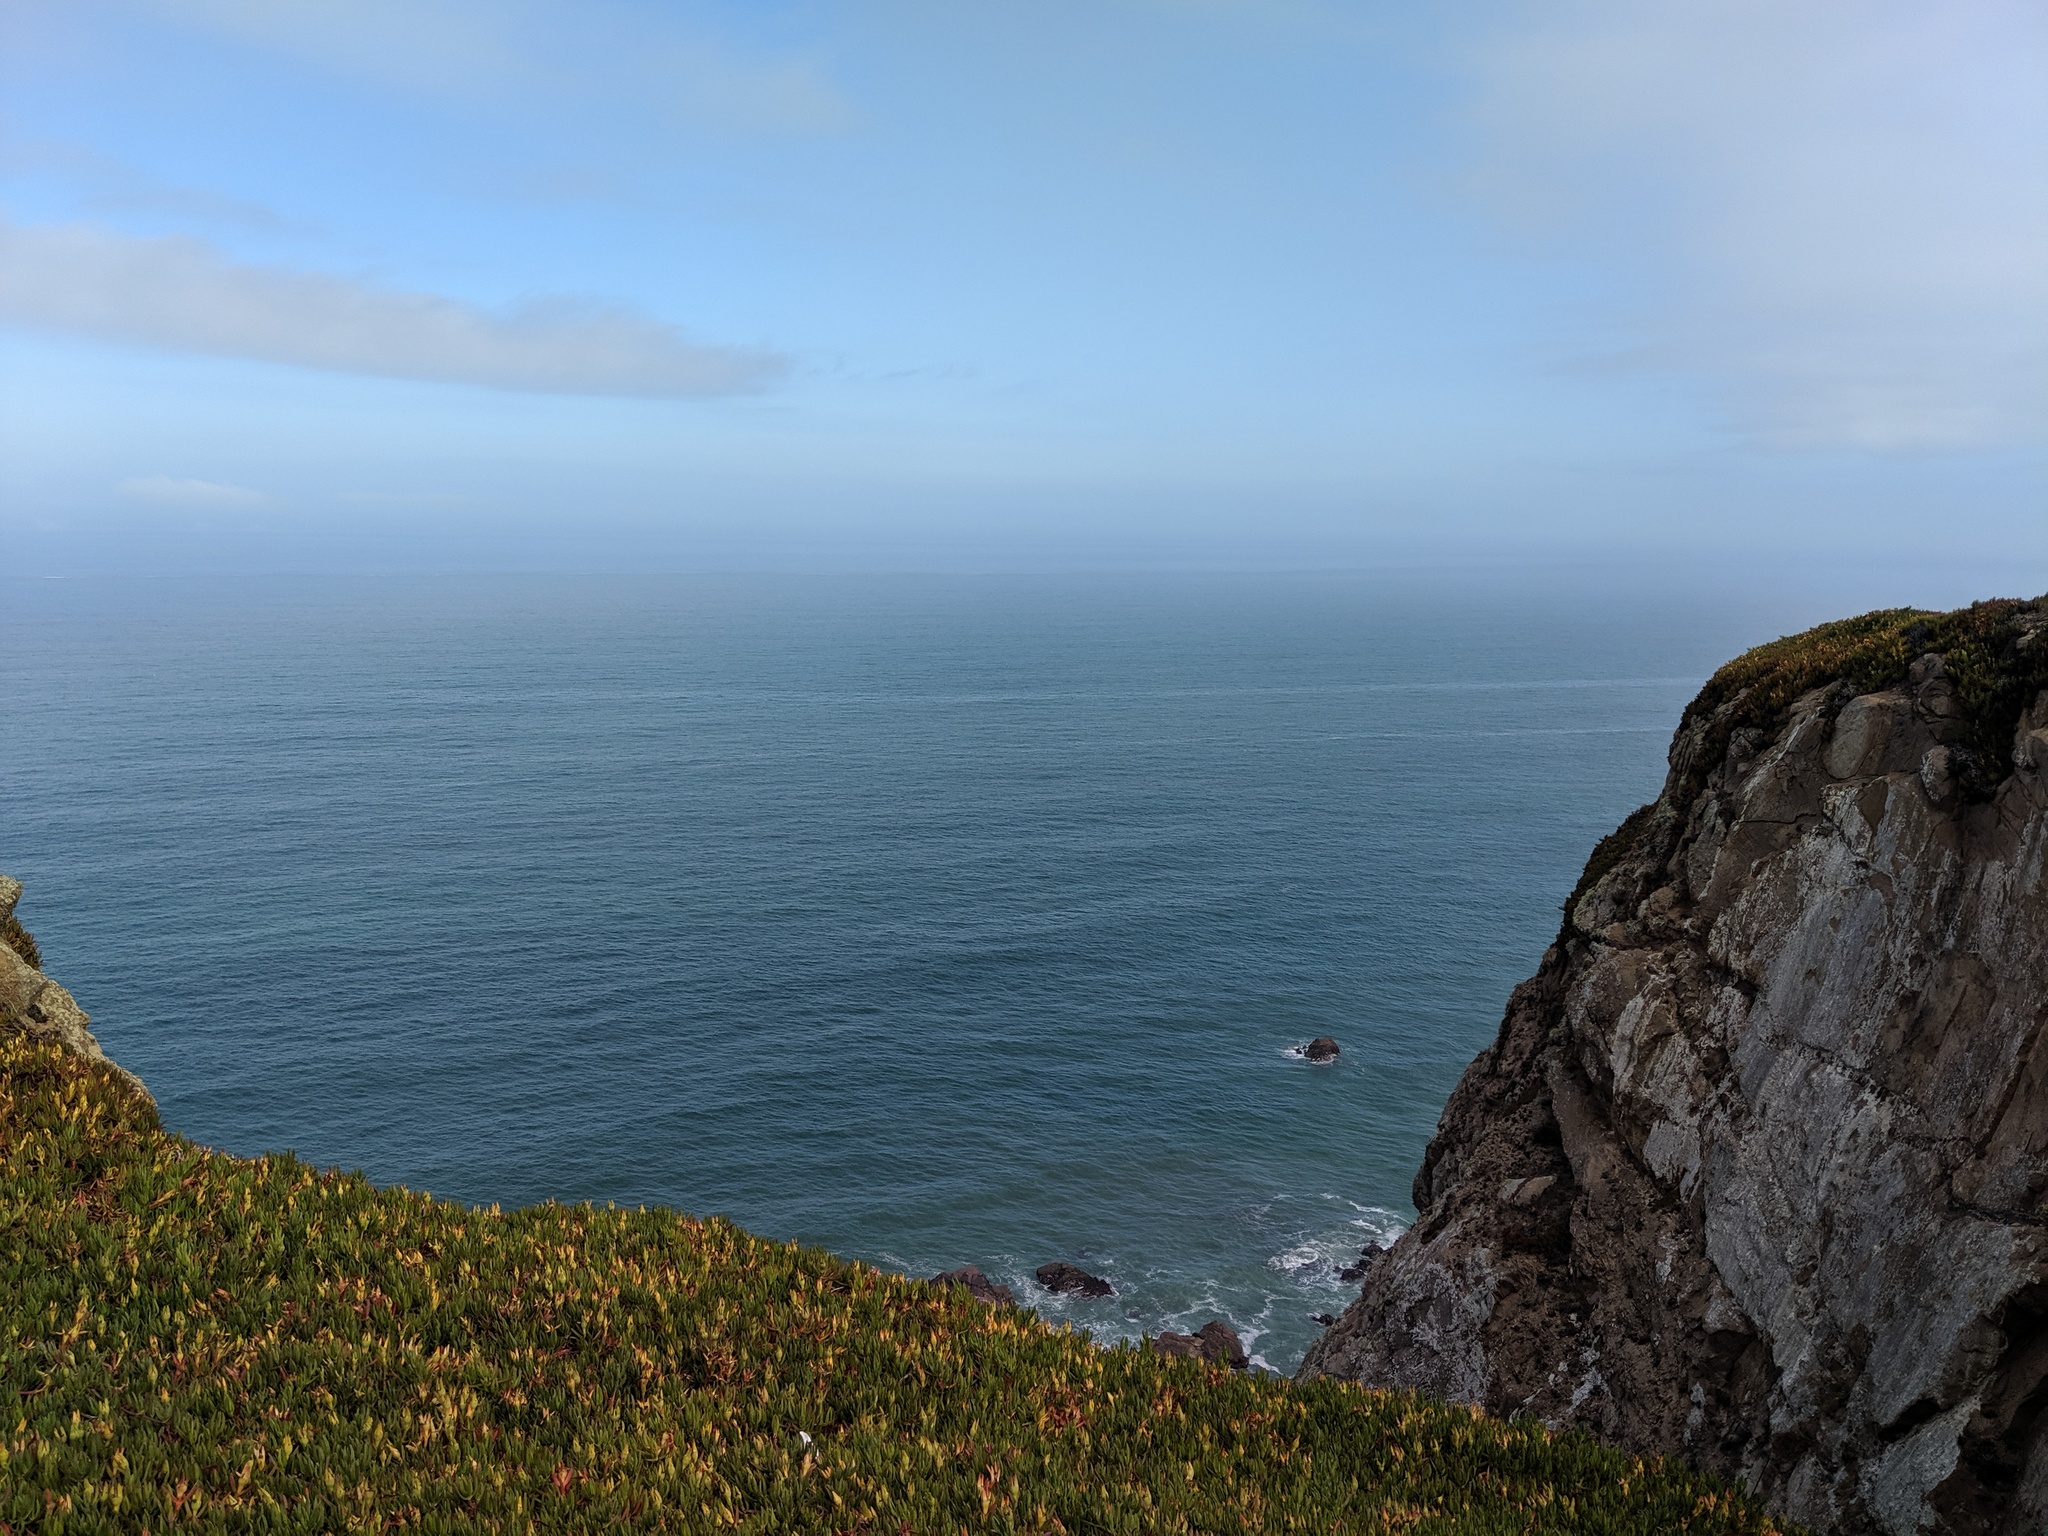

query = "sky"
[{"left": 1, "top": 0, "right": 2043, "bottom": 575}]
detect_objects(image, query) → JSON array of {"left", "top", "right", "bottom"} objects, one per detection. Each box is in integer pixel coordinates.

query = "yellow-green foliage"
[
  {"left": 0, "top": 913, "right": 37, "bottom": 971},
  {"left": 1, "top": 1031, "right": 1796, "bottom": 1534},
  {"left": 1681, "top": 598, "right": 2048, "bottom": 797}
]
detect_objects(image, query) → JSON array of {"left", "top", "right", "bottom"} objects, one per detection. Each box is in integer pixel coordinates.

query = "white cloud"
[
  {"left": 1467, "top": 0, "right": 2048, "bottom": 450},
  {"left": 0, "top": 220, "right": 789, "bottom": 397},
  {"left": 0, "top": 134, "right": 310, "bottom": 236},
  {"left": 116, "top": 475, "right": 267, "bottom": 506}
]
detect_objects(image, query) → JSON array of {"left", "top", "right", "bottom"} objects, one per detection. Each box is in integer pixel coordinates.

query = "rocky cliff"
[
  {"left": 1299, "top": 597, "right": 2048, "bottom": 1535},
  {"left": 0, "top": 874, "right": 149, "bottom": 1102}
]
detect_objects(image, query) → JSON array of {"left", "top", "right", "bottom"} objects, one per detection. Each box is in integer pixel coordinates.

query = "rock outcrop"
[
  {"left": 930, "top": 1265, "right": 1016, "bottom": 1306},
  {"left": 0, "top": 875, "right": 150, "bottom": 1102},
  {"left": 1338, "top": 1244, "right": 1387, "bottom": 1284},
  {"left": 1036, "top": 1261, "right": 1115, "bottom": 1297},
  {"left": 1152, "top": 1320, "right": 1249, "bottom": 1370},
  {"left": 1299, "top": 599, "right": 2048, "bottom": 1535}
]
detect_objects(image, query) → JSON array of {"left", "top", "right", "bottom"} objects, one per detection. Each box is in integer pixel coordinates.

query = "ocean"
[{"left": 0, "top": 568, "right": 1882, "bottom": 1370}]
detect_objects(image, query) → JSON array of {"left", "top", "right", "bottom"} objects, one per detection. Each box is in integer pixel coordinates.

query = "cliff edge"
[
  {"left": 0, "top": 874, "right": 149, "bottom": 1101},
  {"left": 1299, "top": 597, "right": 2048, "bottom": 1534}
]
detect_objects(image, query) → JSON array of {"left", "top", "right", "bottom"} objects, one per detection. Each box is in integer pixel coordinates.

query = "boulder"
[
  {"left": 1034, "top": 1261, "right": 1114, "bottom": 1297},
  {"left": 1337, "top": 1244, "right": 1386, "bottom": 1284},
  {"left": 929, "top": 1265, "right": 1015, "bottom": 1307},
  {"left": 1151, "top": 1319, "right": 1248, "bottom": 1370},
  {"left": 1302, "top": 1036, "right": 1339, "bottom": 1063},
  {"left": 1150, "top": 1331, "right": 1200, "bottom": 1360}
]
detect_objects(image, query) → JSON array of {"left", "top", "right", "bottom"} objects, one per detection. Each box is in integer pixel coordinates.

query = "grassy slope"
[{"left": 0, "top": 1031, "right": 1794, "bottom": 1534}]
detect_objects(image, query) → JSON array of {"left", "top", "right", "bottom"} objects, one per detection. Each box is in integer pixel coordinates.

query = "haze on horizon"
[{"left": 1, "top": 0, "right": 2043, "bottom": 577}]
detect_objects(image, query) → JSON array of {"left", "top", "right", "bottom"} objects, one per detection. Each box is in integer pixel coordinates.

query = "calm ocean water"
[{"left": 0, "top": 569, "right": 1856, "bottom": 1369}]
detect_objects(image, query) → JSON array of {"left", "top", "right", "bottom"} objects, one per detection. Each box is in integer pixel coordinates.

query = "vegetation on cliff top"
[
  {"left": 1682, "top": 596, "right": 2048, "bottom": 797},
  {"left": 2, "top": 949, "right": 1791, "bottom": 1533},
  {"left": 0, "top": 913, "right": 37, "bottom": 972},
  {"left": 1561, "top": 597, "right": 2047, "bottom": 935}
]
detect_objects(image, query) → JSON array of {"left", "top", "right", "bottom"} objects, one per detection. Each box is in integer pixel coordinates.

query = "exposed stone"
[
  {"left": 1303, "top": 1036, "right": 1340, "bottom": 1063},
  {"left": 1034, "top": 1261, "right": 1114, "bottom": 1297},
  {"left": 929, "top": 1265, "right": 1015, "bottom": 1307},
  {"left": 1339, "top": 1244, "right": 1389, "bottom": 1284},
  {"left": 1152, "top": 1319, "right": 1249, "bottom": 1370},
  {"left": 1299, "top": 599, "right": 2048, "bottom": 1536}
]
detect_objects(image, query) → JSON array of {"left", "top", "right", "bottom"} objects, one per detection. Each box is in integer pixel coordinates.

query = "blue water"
[{"left": 0, "top": 569, "right": 1833, "bottom": 1369}]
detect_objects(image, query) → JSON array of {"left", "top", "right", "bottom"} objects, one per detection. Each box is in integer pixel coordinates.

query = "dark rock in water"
[
  {"left": 1150, "top": 1331, "right": 1201, "bottom": 1361},
  {"left": 929, "top": 1265, "right": 1015, "bottom": 1307},
  {"left": 1035, "top": 1261, "right": 1114, "bottom": 1297},
  {"left": 1302, "top": 1036, "right": 1339, "bottom": 1063},
  {"left": 1195, "top": 1320, "right": 1249, "bottom": 1370},
  {"left": 1338, "top": 1244, "right": 1387, "bottom": 1284},
  {"left": 1311, "top": 1312, "right": 1338, "bottom": 1327},
  {"left": 1150, "top": 1319, "right": 1248, "bottom": 1370}
]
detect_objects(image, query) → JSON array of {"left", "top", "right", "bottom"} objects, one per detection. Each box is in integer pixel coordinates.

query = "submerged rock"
[
  {"left": 1034, "top": 1261, "right": 1114, "bottom": 1297},
  {"left": 929, "top": 1265, "right": 1015, "bottom": 1307},
  {"left": 1299, "top": 598, "right": 2048, "bottom": 1536}
]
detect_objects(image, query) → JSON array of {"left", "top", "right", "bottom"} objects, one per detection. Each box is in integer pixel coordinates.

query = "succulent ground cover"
[
  {"left": 1680, "top": 597, "right": 2048, "bottom": 798},
  {"left": 0, "top": 913, "right": 36, "bottom": 971},
  {"left": 3, "top": 1000, "right": 1794, "bottom": 1533}
]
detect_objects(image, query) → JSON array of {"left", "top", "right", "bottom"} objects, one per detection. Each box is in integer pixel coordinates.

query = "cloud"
[
  {"left": 116, "top": 475, "right": 267, "bottom": 506},
  {"left": 1466, "top": 0, "right": 2048, "bottom": 450},
  {"left": 0, "top": 133, "right": 311, "bottom": 236},
  {"left": 0, "top": 220, "right": 789, "bottom": 397}
]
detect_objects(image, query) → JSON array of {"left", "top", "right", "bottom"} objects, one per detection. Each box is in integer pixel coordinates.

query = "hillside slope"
[
  {"left": 1299, "top": 598, "right": 2048, "bottom": 1536},
  {"left": 0, "top": 877, "right": 1787, "bottom": 1534}
]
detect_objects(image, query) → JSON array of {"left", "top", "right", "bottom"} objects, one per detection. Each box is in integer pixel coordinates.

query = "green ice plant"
[{"left": 2, "top": 985, "right": 1796, "bottom": 1533}]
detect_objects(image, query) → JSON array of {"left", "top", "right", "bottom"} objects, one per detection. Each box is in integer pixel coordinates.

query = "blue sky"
[{"left": 1, "top": 0, "right": 2043, "bottom": 574}]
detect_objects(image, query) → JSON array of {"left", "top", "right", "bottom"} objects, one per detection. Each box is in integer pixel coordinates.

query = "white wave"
[{"left": 1264, "top": 1205, "right": 1409, "bottom": 1293}]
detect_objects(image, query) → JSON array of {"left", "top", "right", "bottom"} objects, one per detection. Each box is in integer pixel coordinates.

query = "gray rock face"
[
  {"left": 0, "top": 875, "right": 151, "bottom": 1103},
  {"left": 1299, "top": 605, "right": 2048, "bottom": 1535}
]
